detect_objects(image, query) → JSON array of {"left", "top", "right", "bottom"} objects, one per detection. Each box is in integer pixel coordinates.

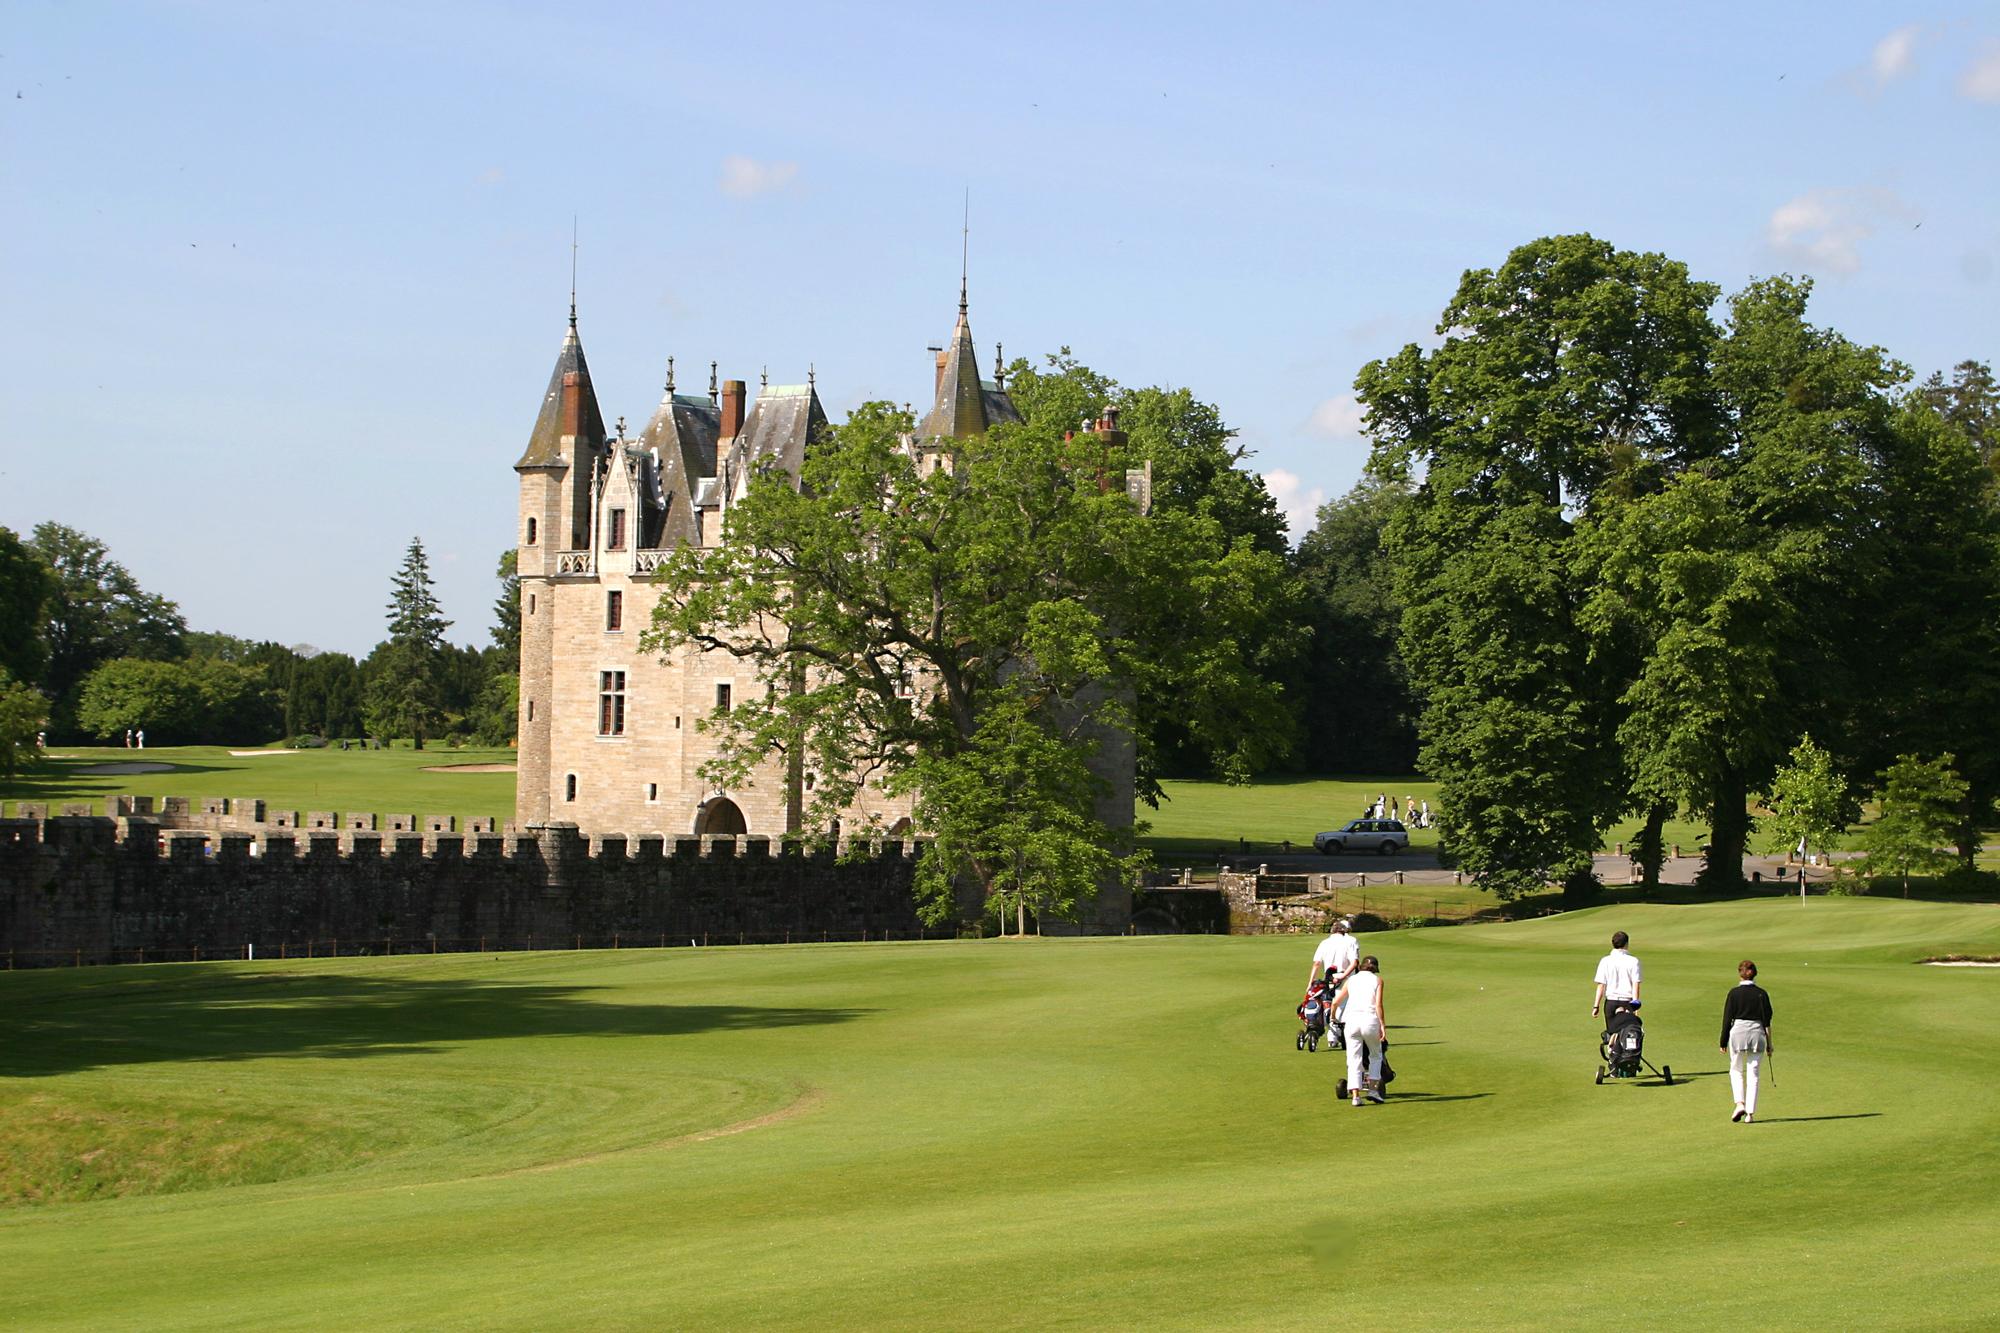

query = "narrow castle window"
[
  {"left": 599, "top": 671, "right": 627, "bottom": 736},
  {"left": 565, "top": 773, "right": 577, "bottom": 802},
  {"left": 527, "top": 699, "right": 534, "bottom": 722},
  {"left": 646, "top": 783, "right": 659, "bottom": 803},
  {"left": 607, "top": 508, "right": 626, "bottom": 551},
  {"left": 526, "top": 517, "right": 537, "bottom": 546},
  {"left": 606, "top": 590, "right": 623, "bottom": 632},
  {"left": 528, "top": 593, "right": 536, "bottom": 615},
  {"left": 715, "top": 682, "right": 732, "bottom": 713}
]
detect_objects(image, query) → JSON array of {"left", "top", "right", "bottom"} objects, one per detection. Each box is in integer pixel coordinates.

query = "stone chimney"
[
  {"left": 720, "top": 379, "right": 746, "bottom": 441},
  {"left": 560, "top": 371, "right": 583, "bottom": 437}
]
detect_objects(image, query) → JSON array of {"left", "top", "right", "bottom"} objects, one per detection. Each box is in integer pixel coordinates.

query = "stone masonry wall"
[{"left": 0, "top": 807, "right": 929, "bottom": 967}]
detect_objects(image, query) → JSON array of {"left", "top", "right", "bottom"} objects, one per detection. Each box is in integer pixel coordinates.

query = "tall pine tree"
[{"left": 368, "top": 538, "right": 451, "bottom": 748}]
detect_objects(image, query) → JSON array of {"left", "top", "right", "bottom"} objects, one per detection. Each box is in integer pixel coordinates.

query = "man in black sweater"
[{"left": 1720, "top": 959, "right": 1775, "bottom": 1123}]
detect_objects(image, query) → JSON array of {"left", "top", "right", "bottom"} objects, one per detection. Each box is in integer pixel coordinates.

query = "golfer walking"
[
  {"left": 1308, "top": 917, "right": 1360, "bottom": 989},
  {"left": 1720, "top": 960, "right": 1774, "bottom": 1123},
  {"left": 1332, "top": 956, "right": 1387, "bottom": 1107},
  {"left": 1591, "top": 930, "right": 1643, "bottom": 1033}
]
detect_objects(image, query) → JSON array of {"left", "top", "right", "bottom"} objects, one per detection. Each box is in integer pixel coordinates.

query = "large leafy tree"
[
  {"left": 1289, "top": 477, "right": 1418, "bottom": 774},
  {"left": 1004, "top": 351, "right": 1296, "bottom": 777},
  {"left": 0, "top": 527, "right": 56, "bottom": 686},
  {"left": 1358, "top": 234, "right": 1723, "bottom": 899},
  {"left": 643, "top": 402, "right": 1290, "bottom": 926},
  {"left": 1841, "top": 395, "right": 2000, "bottom": 867},
  {"left": 29, "top": 523, "right": 186, "bottom": 736},
  {"left": 366, "top": 538, "right": 451, "bottom": 748},
  {"left": 74, "top": 656, "right": 278, "bottom": 745}
]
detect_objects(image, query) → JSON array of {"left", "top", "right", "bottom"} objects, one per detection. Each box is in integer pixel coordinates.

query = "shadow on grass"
[
  {"left": 0, "top": 758, "right": 238, "bottom": 806},
  {"left": 1, "top": 971, "right": 871, "bottom": 1078},
  {"left": 1384, "top": 1091, "right": 1493, "bottom": 1103},
  {"left": 1752, "top": 1113, "right": 1881, "bottom": 1124}
]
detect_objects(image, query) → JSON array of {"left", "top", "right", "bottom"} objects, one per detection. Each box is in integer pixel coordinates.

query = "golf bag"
[{"left": 1596, "top": 1001, "right": 1671, "bottom": 1085}]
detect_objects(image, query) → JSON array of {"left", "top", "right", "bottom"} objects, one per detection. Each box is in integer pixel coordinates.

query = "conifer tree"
[{"left": 369, "top": 538, "right": 452, "bottom": 749}]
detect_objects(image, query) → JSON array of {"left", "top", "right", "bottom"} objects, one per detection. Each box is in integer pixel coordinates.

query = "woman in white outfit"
[
  {"left": 1333, "top": 956, "right": 1387, "bottom": 1107},
  {"left": 1719, "top": 959, "right": 1774, "bottom": 1123}
]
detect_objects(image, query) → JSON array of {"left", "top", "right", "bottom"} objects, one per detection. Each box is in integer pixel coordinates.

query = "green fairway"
[
  {"left": 4, "top": 900, "right": 1997, "bottom": 1329},
  {"left": 0, "top": 746, "right": 517, "bottom": 826}
]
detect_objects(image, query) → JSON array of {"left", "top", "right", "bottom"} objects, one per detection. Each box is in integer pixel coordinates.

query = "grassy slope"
[
  {"left": 3, "top": 900, "right": 1997, "bottom": 1330},
  {"left": 0, "top": 746, "right": 517, "bottom": 825}
]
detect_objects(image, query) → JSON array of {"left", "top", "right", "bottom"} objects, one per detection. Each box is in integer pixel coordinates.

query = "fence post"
[
  {"left": 75, "top": 947, "right": 81, "bottom": 967},
  {"left": 193, "top": 944, "right": 199, "bottom": 963}
]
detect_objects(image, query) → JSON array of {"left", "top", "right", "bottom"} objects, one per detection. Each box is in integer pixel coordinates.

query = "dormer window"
[{"left": 607, "top": 508, "right": 626, "bottom": 551}]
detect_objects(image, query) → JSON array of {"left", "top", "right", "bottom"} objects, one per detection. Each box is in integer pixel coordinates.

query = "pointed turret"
[
  {"left": 515, "top": 315, "right": 608, "bottom": 471},
  {"left": 918, "top": 278, "right": 991, "bottom": 440}
]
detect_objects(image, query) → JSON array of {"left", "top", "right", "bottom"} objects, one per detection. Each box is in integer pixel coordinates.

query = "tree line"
[{"left": 0, "top": 523, "right": 521, "bottom": 769}]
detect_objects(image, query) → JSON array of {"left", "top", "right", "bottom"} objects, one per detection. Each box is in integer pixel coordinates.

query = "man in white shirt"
[
  {"left": 1591, "top": 930, "right": 1643, "bottom": 1033},
  {"left": 1310, "top": 918, "right": 1360, "bottom": 990}
]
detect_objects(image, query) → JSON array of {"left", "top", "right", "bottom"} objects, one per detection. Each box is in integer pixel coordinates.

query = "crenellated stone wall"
[{"left": 0, "top": 804, "right": 932, "bottom": 966}]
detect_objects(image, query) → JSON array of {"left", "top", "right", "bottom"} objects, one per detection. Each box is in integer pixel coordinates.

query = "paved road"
[{"left": 1201, "top": 848, "right": 1847, "bottom": 889}]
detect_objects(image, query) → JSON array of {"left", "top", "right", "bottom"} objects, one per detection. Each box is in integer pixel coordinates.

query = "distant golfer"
[
  {"left": 1308, "top": 917, "right": 1360, "bottom": 990},
  {"left": 1332, "top": 956, "right": 1387, "bottom": 1106},
  {"left": 1720, "top": 960, "right": 1774, "bottom": 1124},
  {"left": 1591, "top": 930, "right": 1642, "bottom": 1033}
]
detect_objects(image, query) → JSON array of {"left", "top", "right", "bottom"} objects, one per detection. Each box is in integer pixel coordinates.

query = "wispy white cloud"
[
  {"left": 1766, "top": 187, "right": 1916, "bottom": 276},
  {"left": 1870, "top": 25, "right": 1921, "bottom": 85},
  {"left": 719, "top": 155, "right": 800, "bottom": 198},
  {"left": 1262, "top": 468, "right": 1325, "bottom": 542},
  {"left": 1960, "top": 41, "right": 2000, "bottom": 102},
  {"left": 1306, "top": 393, "right": 1366, "bottom": 439}
]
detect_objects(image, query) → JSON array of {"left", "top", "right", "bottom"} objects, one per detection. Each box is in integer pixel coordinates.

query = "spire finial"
[
  {"left": 665, "top": 355, "right": 675, "bottom": 394},
  {"left": 709, "top": 360, "right": 719, "bottom": 404},
  {"left": 615, "top": 415, "right": 626, "bottom": 440},
  {"left": 761, "top": 364, "right": 768, "bottom": 389},
  {"left": 569, "top": 216, "right": 578, "bottom": 330},
  {"left": 994, "top": 341, "right": 1005, "bottom": 390},
  {"left": 808, "top": 362, "right": 816, "bottom": 388},
  {"left": 959, "top": 189, "right": 969, "bottom": 315}
]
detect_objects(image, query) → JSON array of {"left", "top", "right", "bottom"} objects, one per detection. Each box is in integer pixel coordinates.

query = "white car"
[{"left": 1314, "top": 819, "right": 1410, "bottom": 856}]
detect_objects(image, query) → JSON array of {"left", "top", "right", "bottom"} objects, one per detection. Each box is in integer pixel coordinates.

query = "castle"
[{"left": 513, "top": 287, "right": 1140, "bottom": 890}]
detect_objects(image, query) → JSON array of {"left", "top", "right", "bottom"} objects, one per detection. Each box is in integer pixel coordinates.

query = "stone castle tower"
[{"left": 516, "top": 290, "right": 1019, "bottom": 838}]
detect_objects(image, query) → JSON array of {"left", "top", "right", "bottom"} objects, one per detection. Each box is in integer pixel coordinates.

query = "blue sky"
[{"left": 4, "top": 2, "right": 1997, "bottom": 656}]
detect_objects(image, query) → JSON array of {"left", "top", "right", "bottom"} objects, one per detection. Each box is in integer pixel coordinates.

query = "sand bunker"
[
  {"left": 1923, "top": 959, "right": 2000, "bottom": 967},
  {"left": 228, "top": 749, "right": 298, "bottom": 757},
  {"left": 421, "top": 763, "right": 517, "bottom": 774},
  {"left": 72, "top": 762, "right": 176, "bottom": 775}
]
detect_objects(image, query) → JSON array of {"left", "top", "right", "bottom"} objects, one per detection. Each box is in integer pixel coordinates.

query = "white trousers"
[
  {"left": 1346, "top": 1023, "right": 1383, "bottom": 1091},
  {"left": 1729, "top": 1047, "right": 1762, "bottom": 1114}
]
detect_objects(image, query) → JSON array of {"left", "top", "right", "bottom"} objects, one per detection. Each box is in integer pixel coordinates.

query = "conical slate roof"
[
  {"left": 918, "top": 298, "right": 989, "bottom": 440},
  {"left": 515, "top": 320, "right": 608, "bottom": 469}
]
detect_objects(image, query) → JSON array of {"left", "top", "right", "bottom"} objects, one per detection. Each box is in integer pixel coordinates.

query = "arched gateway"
[{"left": 692, "top": 797, "right": 747, "bottom": 837}]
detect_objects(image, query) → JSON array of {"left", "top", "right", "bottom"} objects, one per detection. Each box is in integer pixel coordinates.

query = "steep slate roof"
[
  {"left": 981, "top": 382, "right": 1023, "bottom": 427},
  {"left": 638, "top": 386, "right": 723, "bottom": 548},
  {"left": 725, "top": 383, "right": 828, "bottom": 492},
  {"left": 515, "top": 321, "right": 608, "bottom": 469},
  {"left": 918, "top": 300, "right": 989, "bottom": 440}
]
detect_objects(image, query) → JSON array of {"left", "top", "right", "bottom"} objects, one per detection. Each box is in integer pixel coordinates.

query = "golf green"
[{"left": 3, "top": 899, "right": 1997, "bottom": 1329}]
